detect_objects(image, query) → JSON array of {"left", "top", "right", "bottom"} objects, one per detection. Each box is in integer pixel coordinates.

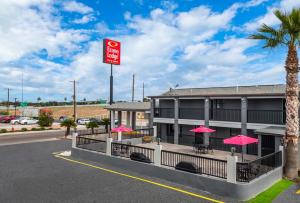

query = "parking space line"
[{"left": 54, "top": 154, "right": 224, "bottom": 203}]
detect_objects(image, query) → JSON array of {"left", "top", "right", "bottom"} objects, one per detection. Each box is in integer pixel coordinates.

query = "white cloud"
[
  {"left": 243, "top": 0, "right": 300, "bottom": 31},
  {"left": 176, "top": 5, "right": 237, "bottom": 41},
  {"left": 0, "top": 0, "right": 282, "bottom": 101},
  {"left": 0, "top": 1, "right": 89, "bottom": 62},
  {"left": 62, "top": 1, "right": 93, "bottom": 14},
  {"left": 73, "top": 14, "right": 95, "bottom": 24},
  {"left": 183, "top": 38, "right": 258, "bottom": 67}
]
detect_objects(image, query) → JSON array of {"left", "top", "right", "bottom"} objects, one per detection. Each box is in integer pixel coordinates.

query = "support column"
[
  {"left": 72, "top": 132, "right": 78, "bottom": 148},
  {"left": 258, "top": 134, "right": 262, "bottom": 157},
  {"left": 241, "top": 97, "right": 248, "bottom": 155},
  {"left": 154, "top": 144, "right": 162, "bottom": 166},
  {"left": 117, "top": 111, "right": 122, "bottom": 126},
  {"left": 153, "top": 126, "right": 157, "bottom": 138},
  {"left": 110, "top": 110, "right": 115, "bottom": 129},
  {"left": 227, "top": 155, "right": 238, "bottom": 183},
  {"left": 126, "top": 111, "right": 131, "bottom": 126},
  {"left": 204, "top": 97, "right": 210, "bottom": 145},
  {"left": 149, "top": 98, "right": 154, "bottom": 128},
  {"left": 174, "top": 98, "right": 179, "bottom": 144},
  {"left": 132, "top": 112, "right": 136, "bottom": 130},
  {"left": 106, "top": 137, "right": 113, "bottom": 156}
]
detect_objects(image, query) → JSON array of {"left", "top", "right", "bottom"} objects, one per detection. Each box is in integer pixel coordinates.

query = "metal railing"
[
  {"left": 236, "top": 151, "right": 282, "bottom": 182},
  {"left": 211, "top": 109, "right": 241, "bottom": 122},
  {"left": 75, "top": 128, "right": 107, "bottom": 136},
  {"left": 76, "top": 136, "right": 107, "bottom": 153},
  {"left": 111, "top": 142, "right": 154, "bottom": 163},
  {"left": 179, "top": 108, "right": 204, "bottom": 120},
  {"left": 161, "top": 150, "right": 227, "bottom": 179},
  {"left": 154, "top": 108, "right": 174, "bottom": 118},
  {"left": 247, "top": 110, "right": 285, "bottom": 124}
]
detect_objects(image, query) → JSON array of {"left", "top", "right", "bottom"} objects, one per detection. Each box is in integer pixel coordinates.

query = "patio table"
[{"left": 194, "top": 144, "right": 210, "bottom": 154}]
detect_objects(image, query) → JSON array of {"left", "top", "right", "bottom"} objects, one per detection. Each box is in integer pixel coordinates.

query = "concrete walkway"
[{"left": 273, "top": 183, "right": 300, "bottom": 203}]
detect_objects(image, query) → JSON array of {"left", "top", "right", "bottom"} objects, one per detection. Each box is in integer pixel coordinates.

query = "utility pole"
[
  {"left": 14, "top": 98, "right": 17, "bottom": 116},
  {"left": 7, "top": 88, "right": 10, "bottom": 114},
  {"left": 21, "top": 70, "right": 24, "bottom": 102},
  {"left": 71, "top": 80, "right": 77, "bottom": 132},
  {"left": 132, "top": 74, "right": 135, "bottom": 102},
  {"left": 142, "top": 82, "right": 145, "bottom": 101}
]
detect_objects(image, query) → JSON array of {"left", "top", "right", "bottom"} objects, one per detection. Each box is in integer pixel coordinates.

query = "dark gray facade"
[{"left": 150, "top": 85, "right": 287, "bottom": 156}]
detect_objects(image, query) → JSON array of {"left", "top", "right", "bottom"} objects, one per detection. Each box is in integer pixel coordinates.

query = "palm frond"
[{"left": 250, "top": 8, "right": 300, "bottom": 48}]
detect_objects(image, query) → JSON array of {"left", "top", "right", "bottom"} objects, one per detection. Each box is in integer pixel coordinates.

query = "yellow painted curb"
[
  {"left": 54, "top": 154, "right": 225, "bottom": 203},
  {"left": 296, "top": 189, "right": 300, "bottom": 194}
]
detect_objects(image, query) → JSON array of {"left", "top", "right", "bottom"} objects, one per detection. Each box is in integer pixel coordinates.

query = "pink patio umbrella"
[
  {"left": 190, "top": 126, "right": 216, "bottom": 146},
  {"left": 190, "top": 126, "right": 216, "bottom": 133},
  {"left": 111, "top": 125, "right": 133, "bottom": 141},
  {"left": 223, "top": 135, "right": 258, "bottom": 161}
]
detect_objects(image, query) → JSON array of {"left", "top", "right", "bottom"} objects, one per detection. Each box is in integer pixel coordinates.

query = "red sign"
[{"left": 103, "top": 39, "right": 121, "bottom": 65}]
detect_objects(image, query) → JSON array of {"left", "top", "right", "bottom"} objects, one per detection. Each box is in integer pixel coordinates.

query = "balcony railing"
[
  {"left": 179, "top": 108, "right": 204, "bottom": 120},
  {"left": 211, "top": 109, "right": 241, "bottom": 122},
  {"left": 154, "top": 108, "right": 174, "bottom": 118},
  {"left": 247, "top": 110, "right": 285, "bottom": 124}
]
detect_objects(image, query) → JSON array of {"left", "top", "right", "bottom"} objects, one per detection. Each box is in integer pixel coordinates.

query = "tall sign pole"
[
  {"left": 103, "top": 38, "right": 121, "bottom": 129},
  {"left": 110, "top": 64, "right": 113, "bottom": 105}
]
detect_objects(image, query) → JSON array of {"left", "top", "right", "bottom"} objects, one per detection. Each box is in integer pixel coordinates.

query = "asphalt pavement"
[{"left": 0, "top": 140, "right": 237, "bottom": 203}]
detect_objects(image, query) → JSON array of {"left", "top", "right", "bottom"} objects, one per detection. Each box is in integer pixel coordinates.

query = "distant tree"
[
  {"left": 86, "top": 121, "right": 99, "bottom": 134},
  {"left": 60, "top": 119, "right": 77, "bottom": 138},
  {"left": 101, "top": 118, "right": 110, "bottom": 133},
  {"left": 38, "top": 108, "right": 54, "bottom": 127}
]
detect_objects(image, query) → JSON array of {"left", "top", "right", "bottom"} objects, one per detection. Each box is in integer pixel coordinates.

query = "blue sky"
[{"left": 0, "top": 0, "right": 299, "bottom": 102}]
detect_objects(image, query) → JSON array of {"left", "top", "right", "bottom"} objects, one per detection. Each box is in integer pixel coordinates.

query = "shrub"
[
  {"left": 21, "top": 128, "right": 28, "bottom": 132},
  {"left": 86, "top": 121, "right": 99, "bottom": 134},
  {"left": 38, "top": 108, "right": 54, "bottom": 127},
  {"left": 0, "top": 129, "right": 7, "bottom": 133},
  {"left": 31, "top": 127, "right": 38, "bottom": 131},
  {"left": 0, "top": 111, "right": 9, "bottom": 115},
  {"left": 60, "top": 119, "right": 76, "bottom": 138},
  {"left": 39, "top": 127, "right": 46, "bottom": 131}
]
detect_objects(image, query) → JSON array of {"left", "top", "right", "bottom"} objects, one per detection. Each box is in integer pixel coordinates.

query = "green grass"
[{"left": 248, "top": 179, "right": 294, "bottom": 203}]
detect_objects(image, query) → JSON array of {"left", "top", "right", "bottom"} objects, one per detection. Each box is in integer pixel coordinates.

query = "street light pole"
[
  {"left": 14, "top": 98, "right": 17, "bottom": 116},
  {"left": 71, "top": 80, "right": 77, "bottom": 132},
  {"left": 142, "top": 82, "right": 144, "bottom": 101},
  {"left": 132, "top": 74, "right": 135, "bottom": 102},
  {"left": 7, "top": 88, "right": 10, "bottom": 114}
]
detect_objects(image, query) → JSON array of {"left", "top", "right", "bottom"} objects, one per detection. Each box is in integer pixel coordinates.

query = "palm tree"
[
  {"left": 60, "top": 119, "right": 77, "bottom": 138},
  {"left": 101, "top": 118, "right": 110, "bottom": 133},
  {"left": 250, "top": 8, "right": 300, "bottom": 179},
  {"left": 86, "top": 121, "right": 99, "bottom": 134},
  {"left": 37, "top": 97, "right": 41, "bottom": 106}
]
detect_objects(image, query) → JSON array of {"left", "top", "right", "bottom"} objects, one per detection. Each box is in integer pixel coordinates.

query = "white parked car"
[
  {"left": 77, "top": 118, "right": 90, "bottom": 125},
  {"left": 20, "top": 118, "right": 38, "bottom": 125},
  {"left": 10, "top": 117, "right": 28, "bottom": 125}
]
